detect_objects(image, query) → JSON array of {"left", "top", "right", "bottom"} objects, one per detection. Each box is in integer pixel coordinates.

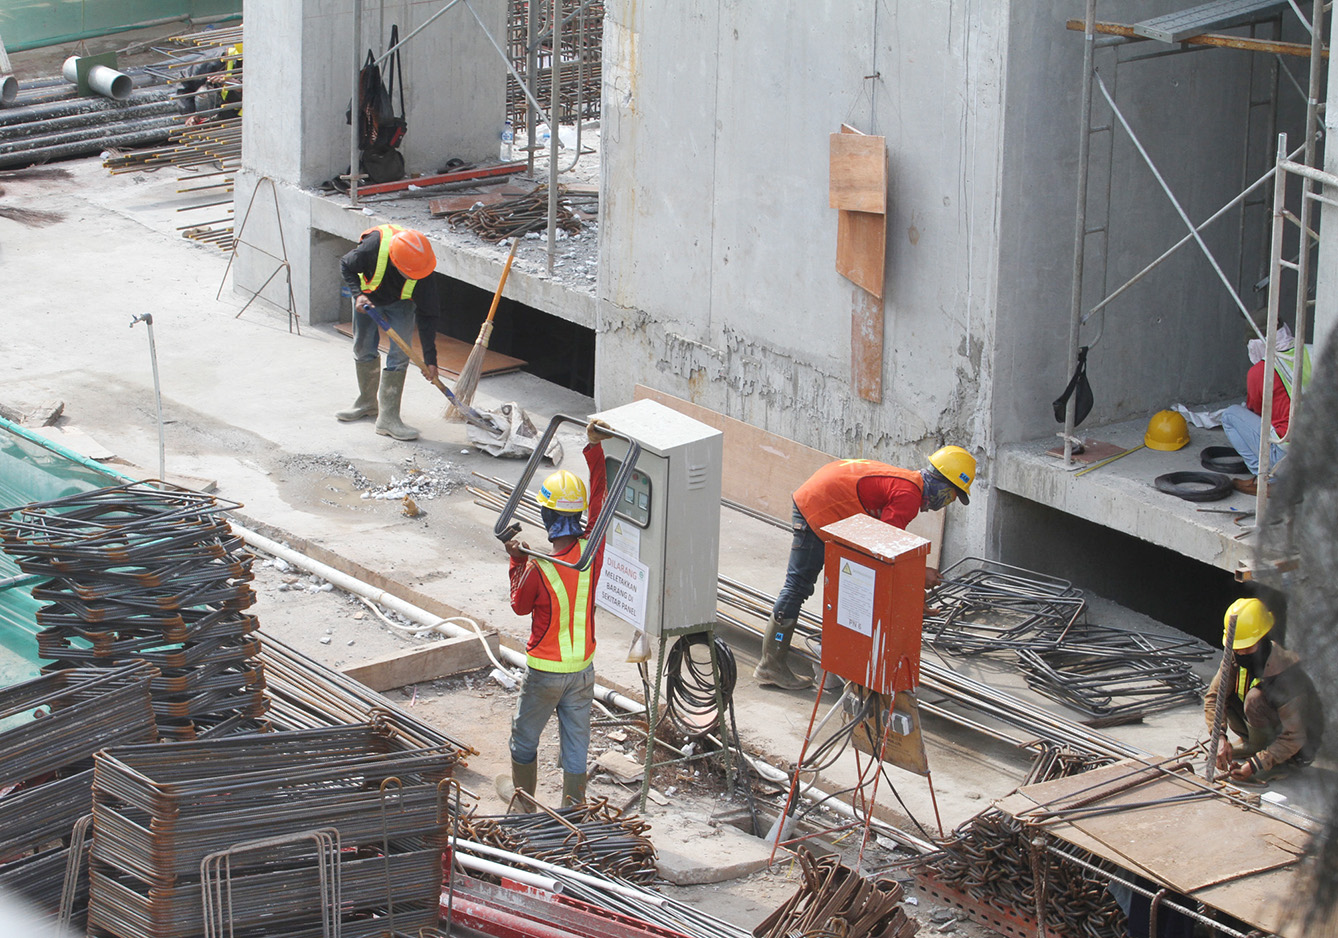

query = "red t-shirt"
[
  {"left": 1245, "top": 360, "right": 1292, "bottom": 438},
  {"left": 854, "top": 476, "right": 923, "bottom": 530}
]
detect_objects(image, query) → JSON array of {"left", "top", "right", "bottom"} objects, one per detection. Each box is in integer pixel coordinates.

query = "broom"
[{"left": 451, "top": 236, "right": 520, "bottom": 416}]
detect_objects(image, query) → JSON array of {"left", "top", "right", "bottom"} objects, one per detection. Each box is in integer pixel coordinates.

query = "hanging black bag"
[
  {"left": 343, "top": 25, "right": 407, "bottom": 183},
  {"left": 1052, "top": 345, "right": 1095, "bottom": 427}
]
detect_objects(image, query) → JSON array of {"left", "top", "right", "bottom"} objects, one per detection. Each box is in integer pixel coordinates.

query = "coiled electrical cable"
[{"left": 663, "top": 632, "right": 736, "bottom": 738}]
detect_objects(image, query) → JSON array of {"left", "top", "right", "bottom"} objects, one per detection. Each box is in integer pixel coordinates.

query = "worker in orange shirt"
[
  {"left": 498, "top": 419, "right": 613, "bottom": 807},
  {"left": 757, "top": 447, "right": 977, "bottom": 690}
]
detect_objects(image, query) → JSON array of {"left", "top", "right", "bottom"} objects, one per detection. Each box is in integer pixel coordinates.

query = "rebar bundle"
[
  {"left": 462, "top": 799, "right": 658, "bottom": 884},
  {"left": 755, "top": 847, "right": 919, "bottom": 938},
  {"left": 89, "top": 725, "right": 456, "bottom": 938},
  {"left": 925, "top": 558, "right": 1209, "bottom": 719},
  {"left": 914, "top": 808, "right": 1126, "bottom": 938},
  {"left": 447, "top": 185, "right": 583, "bottom": 241},
  {"left": 505, "top": 0, "right": 604, "bottom": 130},
  {"left": 0, "top": 481, "right": 268, "bottom": 740},
  {"left": 0, "top": 663, "right": 158, "bottom": 929}
]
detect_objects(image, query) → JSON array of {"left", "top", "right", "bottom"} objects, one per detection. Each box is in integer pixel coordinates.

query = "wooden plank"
[
  {"left": 632, "top": 386, "right": 944, "bottom": 566},
  {"left": 429, "top": 192, "right": 508, "bottom": 216},
  {"left": 829, "top": 132, "right": 887, "bottom": 214},
  {"left": 852, "top": 287, "right": 883, "bottom": 402},
  {"left": 341, "top": 631, "right": 500, "bottom": 691},
  {"left": 836, "top": 209, "right": 886, "bottom": 298},
  {"left": 333, "top": 322, "right": 526, "bottom": 378}
]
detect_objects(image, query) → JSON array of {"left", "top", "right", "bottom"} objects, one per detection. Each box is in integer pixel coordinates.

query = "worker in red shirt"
[
  {"left": 1221, "top": 344, "right": 1309, "bottom": 495},
  {"left": 497, "top": 419, "right": 612, "bottom": 807},
  {"left": 756, "top": 447, "right": 977, "bottom": 690}
]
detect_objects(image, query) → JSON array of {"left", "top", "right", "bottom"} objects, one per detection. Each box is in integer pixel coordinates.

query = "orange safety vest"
[
  {"left": 358, "top": 224, "right": 417, "bottom": 300},
  {"left": 527, "top": 539, "right": 596, "bottom": 672},
  {"left": 793, "top": 460, "right": 923, "bottom": 533}
]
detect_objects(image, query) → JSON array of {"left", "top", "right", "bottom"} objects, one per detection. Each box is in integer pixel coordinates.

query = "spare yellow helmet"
[
  {"left": 1223, "top": 597, "right": 1274, "bottom": 649},
  {"left": 927, "top": 446, "right": 976, "bottom": 505},
  {"left": 537, "top": 470, "right": 587, "bottom": 513},
  {"left": 1144, "top": 410, "right": 1189, "bottom": 451}
]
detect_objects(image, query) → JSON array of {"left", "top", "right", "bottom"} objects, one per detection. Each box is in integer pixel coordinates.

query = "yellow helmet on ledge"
[{"left": 1144, "top": 410, "right": 1189, "bottom": 451}]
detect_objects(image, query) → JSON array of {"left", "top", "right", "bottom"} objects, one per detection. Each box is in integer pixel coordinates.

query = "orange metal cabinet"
[{"left": 818, "top": 514, "right": 930, "bottom": 695}]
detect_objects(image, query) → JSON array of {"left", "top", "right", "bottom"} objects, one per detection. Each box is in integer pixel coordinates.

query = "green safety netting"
[{"left": 0, "top": 0, "right": 239, "bottom": 53}]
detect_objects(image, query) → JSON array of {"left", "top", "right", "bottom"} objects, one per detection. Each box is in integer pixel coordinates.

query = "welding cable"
[{"left": 663, "top": 632, "right": 737, "bottom": 739}]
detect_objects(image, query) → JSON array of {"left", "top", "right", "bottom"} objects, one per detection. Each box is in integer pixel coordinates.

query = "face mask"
[
  {"left": 921, "top": 471, "right": 955, "bottom": 512},
  {"left": 1236, "top": 638, "right": 1272, "bottom": 674}
]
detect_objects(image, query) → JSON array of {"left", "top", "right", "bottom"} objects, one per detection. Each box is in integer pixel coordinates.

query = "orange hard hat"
[{"left": 388, "top": 229, "right": 436, "bottom": 280}]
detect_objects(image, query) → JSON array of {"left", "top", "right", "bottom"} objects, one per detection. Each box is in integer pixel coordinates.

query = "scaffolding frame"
[
  {"left": 345, "top": 0, "right": 599, "bottom": 275},
  {"left": 1060, "top": 0, "right": 1328, "bottom": 474}
]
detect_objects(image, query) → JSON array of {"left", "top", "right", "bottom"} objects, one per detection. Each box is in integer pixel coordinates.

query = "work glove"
[{"left": 587, "top": 418, "right": 613, "bottom": 445}]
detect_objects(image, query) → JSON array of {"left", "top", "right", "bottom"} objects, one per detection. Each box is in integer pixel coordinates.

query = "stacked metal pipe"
[
  {"left": 462, "top": 799, "right": 658, "bottom": 884},
  {"left": 755, "top": 847, "right": 919, "bottom": 938},
  {"left": 89, "top": 725, "right": 456, "bottom": 938},
  {"left": 0, "top": 481, "right": 268, "bottom": 740},
  {"left": 0, "top": 663, "right": 158, "bottom": 930},
  {"left": 913, "top": 807, "right": 1126, "bottom": 938}
]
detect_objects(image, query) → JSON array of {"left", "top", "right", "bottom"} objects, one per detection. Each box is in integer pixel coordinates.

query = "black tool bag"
[
  {"left": 345, "top": 25, "right": 407, "bottom": 183},
  {"left": 1053, "top": 345, "right": 1094, "bottom": 427}
]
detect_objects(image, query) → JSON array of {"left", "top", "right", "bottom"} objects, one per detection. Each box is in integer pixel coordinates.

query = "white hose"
[{"left": 230, "top": 521, "right": 645, "bottom": 713}]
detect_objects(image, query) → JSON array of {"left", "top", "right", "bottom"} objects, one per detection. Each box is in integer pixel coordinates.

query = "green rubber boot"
[
  {"left": 495, "top": 758, "right": 538, "bottom": 810},
  {"left": 562, "top": 771, "right": 588, "bottom": 806},
  {"left": 374, "top": 369, "right": 419, "bottom": 440},
  {"left": 753, "top": 616, "right": 813, "bottom": 690},
  {"left": 335, "top": 359, "right": 380, "bottom": 421}
]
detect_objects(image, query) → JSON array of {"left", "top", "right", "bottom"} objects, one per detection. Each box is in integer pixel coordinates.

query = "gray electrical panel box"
[{"left": 589, "top": 400, "right": 722, "bottom": 636}]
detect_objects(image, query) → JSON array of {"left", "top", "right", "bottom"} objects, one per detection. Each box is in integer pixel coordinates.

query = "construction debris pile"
[
  {"left": 925, "top": 558, "right": 1210, "bottom": 719},
  {"left": 87, "top": 725, "right": 456, "bottom": 938},
  {"left": 463, "top": 799, "right": 658, "bottom": 884},
  {"left": 447, "top": 185, "right": 583, "bottom": 242},
  {"left": 755, "top": 848, "right": 919, "bottom": 938},
  {"left": 0, "top": 481, "right": 267, "bottom": 740},
  {"left": 0, "top": 663, "right": 159, "bottom": 932},
  {"left": 914, "top": 807, "right": 1127, "bottom": 938}
]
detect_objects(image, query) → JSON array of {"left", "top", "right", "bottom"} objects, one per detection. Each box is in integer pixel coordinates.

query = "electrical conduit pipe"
[{"left": 62, "top": 56, "right": 132, "bottom": 101}]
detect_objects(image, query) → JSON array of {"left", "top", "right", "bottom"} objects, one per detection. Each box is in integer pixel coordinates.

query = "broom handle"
[
  {"left": 363, "top": 306, "right": 478, "bottom": 414},
  {"left": 479, "top": 238, "right": 521, "bottom": 335}
]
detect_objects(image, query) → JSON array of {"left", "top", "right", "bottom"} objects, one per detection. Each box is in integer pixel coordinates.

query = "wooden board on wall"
[
  {"left": 836, "top": 208, "right": 887, "bottom": 299},
  {"left": 829, "top": 132, "right": 887, "bottom": 214},
  {"left": 633, "top": 385, "right": 943, "bottom": 565},
  {"left": 852, "top": 288, "right": 883, "bottom": 402}
]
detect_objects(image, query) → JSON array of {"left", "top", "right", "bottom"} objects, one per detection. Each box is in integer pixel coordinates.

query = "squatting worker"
[
  {"left": 498, "top": 419, "right": 614, "bottom": 808},
  {"left": 757, "top": 447, "right": 977, "bottom": 690},
  {"left": 1205, "top": 598, "right": 1324, "bottom": 782},
  {"left": 336, "top": 224, "right": 441, "bottom": 441}
]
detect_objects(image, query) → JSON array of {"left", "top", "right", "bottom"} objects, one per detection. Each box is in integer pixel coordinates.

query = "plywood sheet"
[
  {"left": 829, "top": 132, "right": 887, "bottom": 214},
  {"left": 836, "top": 208, "right": 886, "bottom": 298},
  {"left": 632, "top": 386, "right": 943, "bottom": 566},
  {"left": 333, "top": 322, "right": 525, "bottom": 378},
  {"left": 1000, "top": 760, "right": 1311, "bottom": 935},
  {"left": 852, "top": 287, "right": 883, "bottom": 402}
]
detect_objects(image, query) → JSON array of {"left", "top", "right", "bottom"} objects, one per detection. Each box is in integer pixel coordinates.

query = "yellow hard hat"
[
  {"left": 1144, "top": 410, "right": 1189, "bottom": 451},
  {"left": 1223, "top": 597, "right": 1273, "bottom": 649},
  {"left": 537, "top": 470, "right": 587, "bottom": 512},
  {"left": 928, "top": 446, "right": 976, "bottom": 505}
]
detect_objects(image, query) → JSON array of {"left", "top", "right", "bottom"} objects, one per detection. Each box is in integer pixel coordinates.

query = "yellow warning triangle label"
[{"left": 842, "top": 561, "right": 852, "bottom": 574}]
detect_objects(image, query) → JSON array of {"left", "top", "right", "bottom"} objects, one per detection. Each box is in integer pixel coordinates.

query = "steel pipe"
[{"left": 1, "top": 76, "right": 16, "bottom": 106}]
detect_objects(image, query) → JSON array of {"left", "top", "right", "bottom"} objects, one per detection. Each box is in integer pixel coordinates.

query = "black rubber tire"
[
  {"left": 1154, "top": 471, "right": 1235, "bottom": 502},
  {"left": 1200, "top": 446, "right": 1248, "bottom": 475}
]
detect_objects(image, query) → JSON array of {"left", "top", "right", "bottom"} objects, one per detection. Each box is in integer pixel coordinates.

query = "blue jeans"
[
  {"left": 1220, "top": 403, "right": 1286, "bottom": 476},
  {"left": 509, "top": 663, "right": 595, "bottom": 774},
  {"left": 352, "top": 298, "right": 415, "bottom": 372},
  {"left": 772, "top": 502, "right": 825, "bottom": 621}
]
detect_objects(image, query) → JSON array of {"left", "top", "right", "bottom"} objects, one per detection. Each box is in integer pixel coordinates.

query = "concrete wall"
[
  {"left": 234, "top": 0, "right": 507, "bottom": 321},
  {"left": 598, "top": 0, "right": 1010, "bottom": 562}
]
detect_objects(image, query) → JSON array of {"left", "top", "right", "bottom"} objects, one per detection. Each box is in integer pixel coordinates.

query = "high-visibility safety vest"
[
  {"left": 1236, "top": 667, "right": 1260, "bottom": 702},
  {"left": 221, "top": 44, "right": 241, "bottom": 112},
  {"left": 527, "top": 539, "right": 596, "bottom": 672},
  {"left": 358, "top": 224, "right": 418, "bottom": 300},
  {"left": 1272, "top": 344, "right": 1312, "bottom": 399},
  {"left": 793, "top": 460, "right": 924, "bottom": 533}
]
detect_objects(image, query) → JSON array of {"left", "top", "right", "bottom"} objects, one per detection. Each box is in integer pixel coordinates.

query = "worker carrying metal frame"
[
  {"left": 1205, "top": 597, "right": 1325, "bottom": 783},
  {"left": 497, "top": 419, "right": 614, "bottom": 808},
  {"left": 758, "top": 447, "right": 977, "bottom": 691}
]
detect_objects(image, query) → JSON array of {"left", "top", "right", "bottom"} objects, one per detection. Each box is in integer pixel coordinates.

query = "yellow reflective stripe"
[
  {"left": 357, "top": 224, "right": 416, "bottom": 299},
  {"left": 1235, "top": 668, "right": 1258, "bottom": 701},
  {"left": 1273, "top": 345, "right": 1312, "bottom": 399},
  {"left": 527, "top": 541, "right": 592, "bottom": 673}
]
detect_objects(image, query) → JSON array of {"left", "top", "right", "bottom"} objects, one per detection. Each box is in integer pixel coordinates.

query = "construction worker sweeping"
[
  {"left": 336, "top": 224, "right": 441, "bottom": 440},
  {"left": 1204, "top": 597, "right": 1324, "bottom": 782},
  {"left": 757, "top": 447, "right": 977, "bottom": 690},
  {"left": 498, "top": 418, "right": 613, "bottom": 807}
]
